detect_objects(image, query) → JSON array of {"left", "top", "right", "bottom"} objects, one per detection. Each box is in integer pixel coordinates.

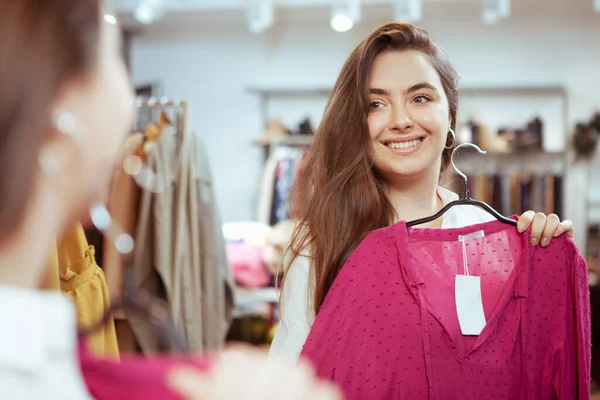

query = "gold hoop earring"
[{"left": 444, "top": 128, "right": 456, "bottom": 150}]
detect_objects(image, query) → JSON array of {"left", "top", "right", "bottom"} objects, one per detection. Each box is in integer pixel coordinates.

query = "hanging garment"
[
  {"left": 227, "top": 242, "right": 270, "bottom": 289},
  {"left": 554, "top": 175, "right": 564, "bottom": 218},
  {"left": 189, "top": 134, "right": 235, "bottom": 349},
  {"left": 102, "top": 132, "right": 144, "bottom": 300},
  {"left": 257, "top": 148, "right": 281, "bottom": 225},
  {"left": 546, "top": 174, "right": 555, "bottom": 215},
  {"left": 257, "top": 147, "right": 305, "bottom": 226},
  {"left": 79, "top": 341, "right": 211, "bottom": 400},
  {"left": 510, "top": 174, "right": 521, "bottom": 215},
  {"left": 132, "top": 115, "right": 234, "bottom": 353},
  {"left": 131, "top": 122, "right": 187, "bottom": 354},
  {"left": 500, "top": 174, "right": 512, "bottom": 216},
  {"left": 131, "top": 122, "right": 178, "bottom": 353},
  {"left": 272, "top": 156, "right": 296, "bottom": 224},
  {"left": 45, "top": 223, "right": 119, "bottom": 359},
  {"left": 0, "top": 285, "right": 93, "bottom": 399},
  {"left": 300, "top": 220, "right": 590, "bottom": 400}
]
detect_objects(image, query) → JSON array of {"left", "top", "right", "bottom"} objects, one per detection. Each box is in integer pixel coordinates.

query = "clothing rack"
[
  {"left": 257, "top": 140, "right": 310, "bottom": 225},
  {"left": 97, "top": 97, "right": 235, "bottom": 356},
  {"left": 136, "top": 96, "right": 186, "bottom": 108},
  {"left": 134, "top": 96, "right": 189, "bottom": 138}
]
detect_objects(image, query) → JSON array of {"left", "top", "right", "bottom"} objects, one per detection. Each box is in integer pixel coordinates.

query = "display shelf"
[
  {"left": 253, "top": 135, "right": 314, "bottom": 147},
  {"left": 233, "top": 286, "right": 280, "bottom": 318}
]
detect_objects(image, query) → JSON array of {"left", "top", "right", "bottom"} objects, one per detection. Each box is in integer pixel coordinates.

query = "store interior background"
[{"left": 111, "top": 0, "right": 600, "bottom": 378}]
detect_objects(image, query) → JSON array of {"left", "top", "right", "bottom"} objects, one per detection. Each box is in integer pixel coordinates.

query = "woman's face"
[
  {"left": 58, "top": 13, "right": 135, "bottom": 208},
  {"left": 367, "top": 50, "right": 450, "bottom": 184}
]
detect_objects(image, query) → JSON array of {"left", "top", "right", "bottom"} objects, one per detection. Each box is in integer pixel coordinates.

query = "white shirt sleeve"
[{"left": 268, "top": 253, "right": 314, "bottom": 362}]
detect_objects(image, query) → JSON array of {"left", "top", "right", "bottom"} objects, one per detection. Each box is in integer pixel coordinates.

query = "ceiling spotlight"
[
  {"left": 481, "top": 0, "right": 510, "bottom": 24},
  {"left": 331, "top": 12, "right": 354, "bottom": 32},
  {"left": 330, "top": 0, "right": 361, "bottom": 33},
  {"left": 134, "top": 0, "right": 164, "bottom": 25},
  {"left": 246, "top": 0, "right": 274, "bottom": 34},
  {"left": 394, "top": 0, "right": 422, "bottom": 23}
]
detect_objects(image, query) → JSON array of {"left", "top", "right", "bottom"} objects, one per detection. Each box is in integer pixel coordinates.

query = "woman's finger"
[
  {"left": 528, "top": 212, "right": 546, "bottom": 247},
  {"left": 553, "top": 219, "right": 575, "bottom": 238},
  {"left": 540, "top": 213, "right": 560, "bottom": 247},
  {"left": 517, "top": 210, "right": 536, "bottom": 233}
]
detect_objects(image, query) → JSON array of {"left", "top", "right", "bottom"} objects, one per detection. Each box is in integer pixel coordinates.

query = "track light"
[
  {"left": 394, "top": 0, "right": 422, "bottom": 23},
  {"left": 481, "top": 0, "right": 510, "bottom": 24},
  {"left": 246, "top": 0, "right": 274, "bottom": 34},
  {"left": 134, "top": 0, "right": 164, "bottom": 25},
  {"left": 330, "top": 0, "right": 361, "bottom": 33}
]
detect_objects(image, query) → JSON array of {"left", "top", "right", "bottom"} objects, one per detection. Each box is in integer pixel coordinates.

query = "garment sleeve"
[
  {"left": 573, "top": 253, "right": 591, "bottom": 399},
  {"left": 555, "top": 251, "right": 591, "bottom": 399},
  {"left": 268, "top": 254, "right": 314, "bottom": 362}
]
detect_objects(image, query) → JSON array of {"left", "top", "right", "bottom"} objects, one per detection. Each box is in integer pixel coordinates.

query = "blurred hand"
[
  {"left": 517, "top": 211, "right": 574, "bottom": 247},
  {"left": 168, "top": 345, "right": 342, "bottom": 400}
]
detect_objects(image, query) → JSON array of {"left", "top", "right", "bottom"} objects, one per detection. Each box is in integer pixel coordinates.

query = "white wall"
[{"left": 129, "top": 4, "right": 600, "bottom": 249}]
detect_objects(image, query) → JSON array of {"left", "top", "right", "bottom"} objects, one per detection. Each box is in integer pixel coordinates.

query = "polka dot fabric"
[{"left": 300, "top": 220, "right": 591, "bottom": 400}]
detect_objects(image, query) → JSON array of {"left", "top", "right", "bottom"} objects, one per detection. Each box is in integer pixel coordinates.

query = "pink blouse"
[{"left": 300, "top": 220, "right": 591, "bottom": 399}]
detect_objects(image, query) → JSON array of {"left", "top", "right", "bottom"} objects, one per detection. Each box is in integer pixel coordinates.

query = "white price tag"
[{"left": 455, "top": 275, "right": 486, "bottom": 336}]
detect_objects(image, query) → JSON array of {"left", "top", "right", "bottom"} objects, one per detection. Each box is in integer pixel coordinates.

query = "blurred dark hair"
[{"left": 0, "top": 0, "right": 101, "bottom": 240}]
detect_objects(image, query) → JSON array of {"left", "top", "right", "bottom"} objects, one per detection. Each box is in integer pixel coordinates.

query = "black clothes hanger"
[{"left": 406, "top": 143, "right": 517, "bottom": 228}]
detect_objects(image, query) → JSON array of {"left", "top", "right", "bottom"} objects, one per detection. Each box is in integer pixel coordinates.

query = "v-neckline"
[{"left": 394, "top": 219, "right": 528, "bottom": 360}]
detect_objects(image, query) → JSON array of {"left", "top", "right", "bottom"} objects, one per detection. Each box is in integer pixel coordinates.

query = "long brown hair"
[
  {"left": 0, "top": 0, "right": 100, "bottom": 241},
  {"left": 283, "top": 22, "right": 459, "bottom": 316}
]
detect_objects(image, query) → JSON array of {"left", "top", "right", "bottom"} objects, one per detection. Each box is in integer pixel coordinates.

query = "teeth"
[{"left": 388, "top": 139, "right": 422, "bottom": 149}]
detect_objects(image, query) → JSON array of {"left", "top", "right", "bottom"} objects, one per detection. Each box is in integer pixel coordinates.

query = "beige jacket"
[
  {"left": 190, "top": 135, "right": 235, "bottom": 349},
  {"left": 130, "top": 106, "right": 234, "bottom": 354}
]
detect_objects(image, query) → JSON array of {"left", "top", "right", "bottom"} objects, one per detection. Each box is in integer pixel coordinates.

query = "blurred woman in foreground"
[{"left": 0, "top": 0, "right": 339, "bottom": 399}]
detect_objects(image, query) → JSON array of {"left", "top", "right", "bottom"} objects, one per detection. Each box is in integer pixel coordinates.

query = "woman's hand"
[
  {"left": 168, "top": 345, "right": 342, "bottom": 400},
  {"left": 517, "top": 211, "right": 574, "bottom": 247}
]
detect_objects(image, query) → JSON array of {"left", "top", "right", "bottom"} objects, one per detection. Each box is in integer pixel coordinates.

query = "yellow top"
[{"left": 43, "top": 223, "right": 120, "bottom": 359}]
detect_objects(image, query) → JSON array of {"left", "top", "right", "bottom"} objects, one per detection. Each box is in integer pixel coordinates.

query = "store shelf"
[
  {"left": 253, "top": 135, "right": 313, "bottom": 147},
  {"left": 246, "top": 87, "right": 331, "bottom": 98},
  {"left": 246, "top": 85, "right": 566, "bottom": 99},
  {"left": 451, "top": 150, "right": 567, "bottom": 175},
  {"left": 234, "top": 287, "right": 280, "bottom": 318},
  {"left": 235, "top": 287, "right": 279, "bottom": 306}
]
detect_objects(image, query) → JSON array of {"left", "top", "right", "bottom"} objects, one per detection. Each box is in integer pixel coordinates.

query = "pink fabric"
[
  {"left": 226, "top": 242, "right": 270, "bottom": 289},
  {"left": 301, "top": 220, "right": 591, "bottom": 400},
  {"left": 79, "top": 342, "right": 212, "bottom": 400}
]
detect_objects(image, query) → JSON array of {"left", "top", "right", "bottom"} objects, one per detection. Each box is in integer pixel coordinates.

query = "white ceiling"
[
  {"left": 113, "top": 0, "right": 471, "bottom": 13},
  {"left": 111, "top": 0, "right": 598, "bottom": 31}
]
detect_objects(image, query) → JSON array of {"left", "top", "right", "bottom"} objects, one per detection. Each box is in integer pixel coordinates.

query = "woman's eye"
[
  {"left": 369, "top": 101, "right": 384, "bottom": 109},
  {"left": 413, "top": 95, "right": 430, "bottom": 104}
]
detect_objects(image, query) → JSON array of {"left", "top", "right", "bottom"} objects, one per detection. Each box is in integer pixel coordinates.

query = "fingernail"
[
  {"left": 530, "top": 238, "right": 538, "bottom": 247},
  {"left": 541, "top": 237, "right": 549, "bottom": 247}
]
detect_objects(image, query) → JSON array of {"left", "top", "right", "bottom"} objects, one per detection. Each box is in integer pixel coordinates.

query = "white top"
[
  {"left": 268, "top": 187, "right": 496, "bottom": 362},
  {"left": 0, "top": 286, "right": 92, "bottom": 399}
]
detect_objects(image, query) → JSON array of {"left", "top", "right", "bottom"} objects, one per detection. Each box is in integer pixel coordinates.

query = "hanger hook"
[{"left": 450, "top": 142, "right": 487, "bottom": 199}]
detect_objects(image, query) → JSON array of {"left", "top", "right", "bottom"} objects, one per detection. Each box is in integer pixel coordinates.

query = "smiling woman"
[
  {"left": 281, "top": 22, "right": 461, "bottom": 319},
  {"left": 270, "top": 21, "right": 576, "bottom": 364}
]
